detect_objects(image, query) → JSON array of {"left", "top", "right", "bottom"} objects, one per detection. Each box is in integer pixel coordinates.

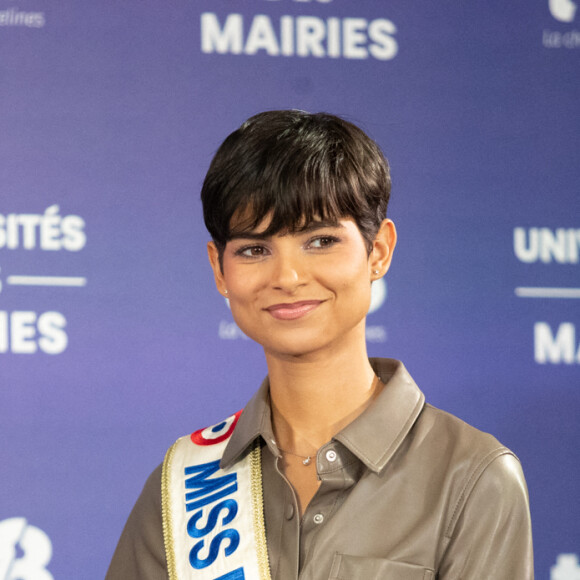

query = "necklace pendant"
[{"left": 302, "top": 456, "right": 311, "bottom": 466}]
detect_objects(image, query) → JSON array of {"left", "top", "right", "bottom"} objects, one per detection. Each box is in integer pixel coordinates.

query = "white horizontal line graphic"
[
  {"left": 7, "top": 275, "right": 87, "bottom": 287},
  {"left": 515, "top": 287, "right": 580, "bottom": 299}
]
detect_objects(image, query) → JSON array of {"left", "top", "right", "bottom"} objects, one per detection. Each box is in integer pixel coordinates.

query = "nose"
[{"left": 270, "top": 251, "right": 306, "bottom": 293}]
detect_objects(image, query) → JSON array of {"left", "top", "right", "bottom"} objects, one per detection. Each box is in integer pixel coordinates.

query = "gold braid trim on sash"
[
  {"left": 162, "top": 441, "right": 179, "bottom": 580},
  {"left": 249, "top": 443, "right": 272, "bottom": 580}
]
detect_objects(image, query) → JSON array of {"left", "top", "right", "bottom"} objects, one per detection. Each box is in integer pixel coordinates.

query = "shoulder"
[
  {"left": 423, "top": 410, "right": 533, "bottom": 577},
  {"left": 411, "top": 404, "right": 529, "bottom": 536},
  {"left": 415, "top": 403, "right": 515, "bottom": 466}
]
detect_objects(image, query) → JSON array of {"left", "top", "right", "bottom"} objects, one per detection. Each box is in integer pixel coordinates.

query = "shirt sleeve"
[
  {"left": 438, "top": 452, "right": 534, "bottom": 579},
  {"left": 105, "top": 464, "right": 168, "bottom": 580}
]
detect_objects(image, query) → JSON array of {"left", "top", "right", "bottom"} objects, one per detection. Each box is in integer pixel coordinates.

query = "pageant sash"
[{"left": 162, "top": 411, "right": 271, "bottom": 580}]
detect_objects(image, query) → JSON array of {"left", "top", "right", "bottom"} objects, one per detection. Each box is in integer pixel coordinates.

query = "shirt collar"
[
  {"left": 335, "top": 358, "right": 425, "bottom": 473},
  {"left": 220, "top": 375, "right": 275, "bottom": 469},
  {"left": 221, "top": 358, "right": 425, "bottom": 474}
]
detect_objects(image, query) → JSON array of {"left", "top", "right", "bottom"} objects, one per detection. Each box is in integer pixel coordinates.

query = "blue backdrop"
[{"left": 1, "top": 0, "right": 579, "bottom": 578}]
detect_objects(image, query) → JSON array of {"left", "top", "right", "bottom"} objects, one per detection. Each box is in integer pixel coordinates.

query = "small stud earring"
[
  {"left": 224, "top": 289, "right": 228, "bottom": 295},
  {"left": 373, "top": 270, "right": 379, "bottom": 275}
]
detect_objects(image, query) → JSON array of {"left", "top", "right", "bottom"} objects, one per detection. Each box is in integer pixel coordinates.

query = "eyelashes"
[
  {"left": 308, "top": 235, "right": 340, "bottom": 249},
  {"left": 232, "top": 235, "right": 342, "bottom": 259},
  {"left": 234, "top": 245, "right": 267, "bottom": 258}
]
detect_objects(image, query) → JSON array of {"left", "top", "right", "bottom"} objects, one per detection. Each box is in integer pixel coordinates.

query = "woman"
[{"left": 107, "top": 110, "right": 533, "bottom": 579}]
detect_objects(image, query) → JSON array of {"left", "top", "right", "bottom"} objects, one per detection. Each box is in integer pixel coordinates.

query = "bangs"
[
  {"left": 228, "top": 184, "right": 352, "bottom": 239},
  {"left": 225, "top": 148, "right": 365, "bottom": 240}
]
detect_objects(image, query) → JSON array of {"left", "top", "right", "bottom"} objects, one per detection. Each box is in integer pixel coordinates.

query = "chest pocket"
[{"left": 329, "top": 554, "right": 434, "bottom": 580}]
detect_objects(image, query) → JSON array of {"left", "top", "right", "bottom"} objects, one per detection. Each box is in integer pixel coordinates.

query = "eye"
[
  {"left": 235, "top": 245, "right": 269, "bottom": 258},
  {"left": 308, "top": 236, "right": 340, "bottom": 249}
]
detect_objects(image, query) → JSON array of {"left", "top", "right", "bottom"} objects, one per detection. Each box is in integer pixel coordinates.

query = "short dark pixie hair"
[{"left": 201, "top": 110, "right": 391, "bottom": 260}]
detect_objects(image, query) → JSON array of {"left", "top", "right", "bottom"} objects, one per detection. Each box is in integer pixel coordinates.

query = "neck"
[{"left": 265, "top": 336, "right": 379, "bottom": 455}]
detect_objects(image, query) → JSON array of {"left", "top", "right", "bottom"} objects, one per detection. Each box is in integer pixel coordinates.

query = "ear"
[
  {"left": 207, "top": 241, "right": 228, "bottom": 297},
  {"left": 369, "top": 219, "right": 397, "bottom": 279}
]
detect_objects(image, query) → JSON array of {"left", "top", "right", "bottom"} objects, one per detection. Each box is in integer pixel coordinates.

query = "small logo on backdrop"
[
  {"left": 0, "top": 518, "right": 54, "bottom": 580},
  {"left": 544, "top": 0, "right": 580, "bottom": 48},
  {"left": 549, "top": 0, "right": 577, "bottom": 22},
  {"left": 366, "top": 278, "right": 388, "bottom": 343},
  {"left": 369, "top": 278, "right": 387, "bottom": 314},
  {"left": 191, "top": 411, "right": 243, "bottom": 445},
  {"left": 551, "top": 554, "right": 580, "bottom": 580}
]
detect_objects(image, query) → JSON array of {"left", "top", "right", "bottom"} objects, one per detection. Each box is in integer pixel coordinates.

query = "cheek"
[
  {"left": 331, "top": 255, "right": 370, "bottom": 287},
  {"left": 223, "top": 265, "right": 264, "bottom": 298},
  {"left": 332, "top": 269, "right": 372, "bottom": 306}
]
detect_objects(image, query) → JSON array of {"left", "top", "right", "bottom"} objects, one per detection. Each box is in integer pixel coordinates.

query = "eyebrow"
[{"left": 228, "top": 220, "right": 345, "bottom": 241}]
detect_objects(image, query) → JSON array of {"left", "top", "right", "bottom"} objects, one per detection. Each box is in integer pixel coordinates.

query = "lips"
[{"left": 265, "top": 300, "right": 323, "bottom": 321}]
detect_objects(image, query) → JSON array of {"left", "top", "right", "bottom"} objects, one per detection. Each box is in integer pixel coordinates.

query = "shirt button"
[
  {"left": 313, "top": 513, "right": 324, "bottom": 525},
  {"left": 325, "top": 449, "right": 337, "bottom": 462},
  {"left": 285, "top": 504, "right": 295, "bottom": 520}
]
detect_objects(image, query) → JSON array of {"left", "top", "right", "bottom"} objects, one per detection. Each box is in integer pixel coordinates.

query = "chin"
[
  {"left": 265, "top": 344, "right": 327, "bottom": 360},
  {"left": 251, "top": 330, "right": 330, "bottom": 359},
  {"left": 265, "top": 331, "right": 354, "bottom": 360}
]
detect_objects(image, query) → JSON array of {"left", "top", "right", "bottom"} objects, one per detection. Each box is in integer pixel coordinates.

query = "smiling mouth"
[{"left": 265, "top": 300, "right": 323, "bottom": 321}]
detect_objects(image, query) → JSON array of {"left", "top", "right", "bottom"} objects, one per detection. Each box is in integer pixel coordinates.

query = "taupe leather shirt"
[{"left": 106, "top": 359, "right": 534, "bottom": 579}]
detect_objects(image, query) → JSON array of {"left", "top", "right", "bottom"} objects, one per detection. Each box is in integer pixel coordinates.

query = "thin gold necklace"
[
  {"left": 274, "top": 375, "right": 382, "bottom": 467},
  {"left": 277, "top": 447, "right": 314, "bottom": 466}
]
